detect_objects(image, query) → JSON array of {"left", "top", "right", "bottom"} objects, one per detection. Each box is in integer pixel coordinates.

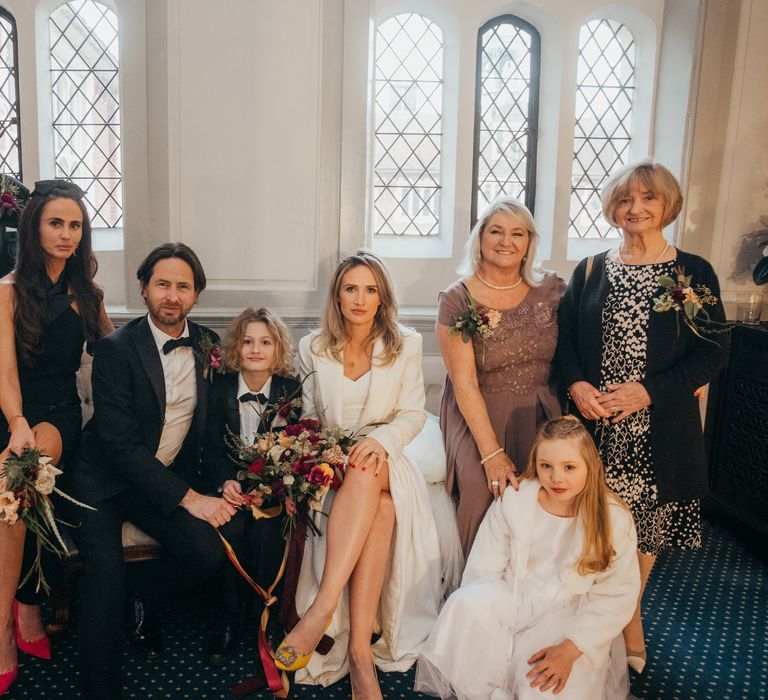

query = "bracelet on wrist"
[
  {"left": 480, "top": 447, "right": 504, "bottom": 465},
  {"left": 6, "top": 414, "right": 24, "bottom": 432}
]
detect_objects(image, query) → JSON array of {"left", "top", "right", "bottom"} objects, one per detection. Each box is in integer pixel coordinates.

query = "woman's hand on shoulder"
[
  {"left": 568, "top": 381, "right": 611, "bottom": 421},
  {"left": 348, "top": 437, "right": 388, "bottom": 476},
  {"left": 483, "top": 451, "right": 519, "bottom": 499},
  {"left": 598, "top": 382, "right": 651, "bottom": 423},
  {"left": 8, "top": 417, "right": 35, "bottom": 455}
]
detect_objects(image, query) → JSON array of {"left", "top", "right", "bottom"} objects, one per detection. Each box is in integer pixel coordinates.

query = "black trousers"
[
  {"left": 216, "top": 510, "right": 285, "bottom": 621},
  {"left": 69, "top": 488, "right": 226, "bottom": 700}
]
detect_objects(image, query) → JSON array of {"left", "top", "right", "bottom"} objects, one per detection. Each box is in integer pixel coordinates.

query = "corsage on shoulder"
[
  {"left": 653, "top": 267, "right": 731, "bottom": 342},
  {"left": 449, "top": 290, "right": 501, "bottom": 343}
]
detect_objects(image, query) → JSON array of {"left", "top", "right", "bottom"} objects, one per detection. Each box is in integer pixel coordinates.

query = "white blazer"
[
  {"left": 298, "top": 327, "right": 426, "bottom": 461},
  {"left": 464, "top": 479, "right": 640, "bottom": 667},
  {"left": 294, "top": 327, "right": 443, "bottom": 684}
]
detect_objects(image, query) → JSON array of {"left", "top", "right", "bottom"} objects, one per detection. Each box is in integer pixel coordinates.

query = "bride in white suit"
[{"left": 274, "top": 250, "right": 445, "bottom": 698}]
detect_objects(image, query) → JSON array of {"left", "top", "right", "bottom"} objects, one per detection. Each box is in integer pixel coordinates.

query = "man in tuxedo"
[{"left": 66, "top": 242, "right": 236, "bottom": 699}]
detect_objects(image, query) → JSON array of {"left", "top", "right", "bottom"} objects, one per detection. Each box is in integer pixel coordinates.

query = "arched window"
[
  {"left": 372, "top": 13, "right": 443, "bottom": 238},
  {"left": 49, "top": 0, "right": 123, "bottom": 228},
  {"left": 569, "top": 19, "right": 635, "bottom": 239},
  {"left": 0, "top": 8, "right": 21, "bottom": 179},
  {"left": 473, "top": 15, "right": 540, "bottom": 222}
]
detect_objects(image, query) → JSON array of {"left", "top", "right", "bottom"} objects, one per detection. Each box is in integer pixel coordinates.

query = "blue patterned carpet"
[{"left": 6, "top": 519, "right": 766, "bottom": 699}]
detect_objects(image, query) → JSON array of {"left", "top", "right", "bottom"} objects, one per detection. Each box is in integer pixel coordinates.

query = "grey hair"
[{"left": 457, "top": 196, "right": 543, "bottom": 286}]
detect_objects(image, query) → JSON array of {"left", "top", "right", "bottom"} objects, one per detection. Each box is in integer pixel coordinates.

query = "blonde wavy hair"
[
  {"left": 312, "top": 250, "right": 403, "bottom": 366},
  {"left": 222, "top": 307, "right": 295, "bottom": 377},
  {"left": 457, "top": 196, "right": 543, "bottom": 287},
  {"left": 521, "top": 416, "right": 629, "bottom": 575},
  {"left": 601, "top": 160, "right": 683, "bottom": 229}
]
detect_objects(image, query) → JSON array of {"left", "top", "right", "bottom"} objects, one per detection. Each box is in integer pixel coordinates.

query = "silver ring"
[{"left": 491, "top": 480, "right": 500, "bottom": 486}]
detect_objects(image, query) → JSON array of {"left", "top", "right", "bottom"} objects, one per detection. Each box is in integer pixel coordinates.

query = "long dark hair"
[{"left": 14, "top": 184, "right": 103, "bottom": 363}]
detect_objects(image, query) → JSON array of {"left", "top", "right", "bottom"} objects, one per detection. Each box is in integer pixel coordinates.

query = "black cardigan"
[{"left": 554, "top": 249, "right": 730, "bottom": 504}]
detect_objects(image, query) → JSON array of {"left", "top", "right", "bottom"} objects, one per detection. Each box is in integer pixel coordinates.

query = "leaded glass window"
[
  {"left": 50, "top": 0, "right": 123, "bottom": 228},
  {"left": 569, "top": 19, "right": 635, "bottom": 239},
  {"left": 0, "top": 8, "right": 21, "bottom": 179},
  {"left": 473, "top": 16, "right": 540, "bottom": 222},
  {"left": 372, "top": 14, "right": 442, "bottom": 237}
]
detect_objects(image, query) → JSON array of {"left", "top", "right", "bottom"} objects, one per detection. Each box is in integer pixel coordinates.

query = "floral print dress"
[{"left": 595, "top": 257, "right": 701, "bottom": 556}]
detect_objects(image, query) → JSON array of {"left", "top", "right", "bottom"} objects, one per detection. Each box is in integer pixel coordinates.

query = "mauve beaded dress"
[{"left": 437, "top": 271, "right": 565, "bottom": 555}]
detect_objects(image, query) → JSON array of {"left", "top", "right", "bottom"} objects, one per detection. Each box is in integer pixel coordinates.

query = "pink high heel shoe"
[
  {"left": 13, "top": 600, "right": 51, "bottom": 660},
  {"left": 0, "top": 664, "right": 18, "bottom": 696}
]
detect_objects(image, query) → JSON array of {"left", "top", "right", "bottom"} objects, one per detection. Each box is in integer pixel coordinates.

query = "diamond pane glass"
[
  {"left": 569, "top": 19, "right": 635, "bottom": 239},
  {"left": 373, "top": 14, "right": 442, "bottom": 237},
  {"left": 474, "top": 17, "right": 539, "bottom": 218},
  {"left": 50, "top": 0, "right": 122, "bottom": 228},
  {"left": 0, "top": 9, "right": 21, "bottom": 179}
]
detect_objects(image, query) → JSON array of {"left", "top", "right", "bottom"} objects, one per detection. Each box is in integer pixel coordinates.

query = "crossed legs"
[
  {"left": 0, "top": 423, "right": 62, "bottom": 676},
  {"left": 282, "top": 462, "right": 394, "bottom": 699}
]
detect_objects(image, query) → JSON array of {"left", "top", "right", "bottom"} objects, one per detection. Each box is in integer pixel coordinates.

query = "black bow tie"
[
  {"left": 240, "top": 392, "right": 268, "bottom": 405},
  {"left": 162, "top": 337, "right": 194, "bottom": 354}
]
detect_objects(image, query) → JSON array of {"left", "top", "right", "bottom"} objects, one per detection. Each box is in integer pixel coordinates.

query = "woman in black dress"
[
  {"left": 555, "top": 161, "right": 730, "bottom": 674},
  {"left": 0, "top": 181, "right": 112, "bottom": 693}
]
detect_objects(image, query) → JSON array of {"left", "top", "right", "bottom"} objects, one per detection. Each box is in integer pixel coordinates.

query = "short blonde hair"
[
  {"left": 222, "top": 307, "right": 295, "bottom": 377},
  {"left": 313, "top": 250, "right": 403, "bottom": 366},
  {"left": 601, "top": 160, "right": 683, "bottom": 229},
  {"left": 457, "top": 196, "right": 543, "bottom": 286}
]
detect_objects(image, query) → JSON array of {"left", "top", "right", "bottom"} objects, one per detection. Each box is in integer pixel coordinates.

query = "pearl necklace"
[
  {"left": 475, "top": 271, "right": 523, "bottom": 291},
  {"left": 617, "top": 242, "right": 670, "bottom": 266}
]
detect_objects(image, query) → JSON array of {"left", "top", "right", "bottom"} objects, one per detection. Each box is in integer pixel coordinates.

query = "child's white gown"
[{"left": 416, "top": 481, "right": 639, "bottom": 700}]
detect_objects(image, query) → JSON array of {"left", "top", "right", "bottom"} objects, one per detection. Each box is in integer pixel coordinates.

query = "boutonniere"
[
  {"left": 196, "top": 332, "right": 224, "bottom": 381},
  {"left": 260, "top": 385, "right": 303, "bottom": 426},
  {"left": 449, "top": 291, "right": 501, "bottom": 343},
  {"left": 653, "top": 266, "right": 731, "bottom": 342}
]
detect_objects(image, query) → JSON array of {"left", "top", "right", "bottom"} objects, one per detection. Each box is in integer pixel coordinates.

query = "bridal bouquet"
[
  {"left": 227, "top": 418, "right": 356, "bottom": 537},
  {"left": 0, "top": 448, "right": 94, "bottom": 592}
]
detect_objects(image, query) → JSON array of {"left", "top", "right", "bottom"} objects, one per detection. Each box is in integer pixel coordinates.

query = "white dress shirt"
[
  {"left": 147, "top": 314, "right": 197, "bottom": 466},
  {"left": 237, "top": 373, "right": 271, "bottom": 444}
]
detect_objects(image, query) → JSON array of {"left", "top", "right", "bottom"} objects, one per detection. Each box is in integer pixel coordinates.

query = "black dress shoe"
[
  {"left": 205, "top": 620, "right": 241, "bottom": 667},
  {"left": 129, "top": 599, "right": 162, "bottom": 660}
]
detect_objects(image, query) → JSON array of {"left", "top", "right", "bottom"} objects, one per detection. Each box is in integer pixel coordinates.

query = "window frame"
[
  {"left": 48, "top": 0, "right": 124, "bottom": 231},
  {"left": 0, "top": 6, "right": 22, "bottom": 181},
  {"left": 471, "top": 13, "right": 541, "bottom": 225}
]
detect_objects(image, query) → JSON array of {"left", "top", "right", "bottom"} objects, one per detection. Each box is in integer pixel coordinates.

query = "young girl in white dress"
[{"left": 416, "top": 416, "right": 640, "bottom": 700}]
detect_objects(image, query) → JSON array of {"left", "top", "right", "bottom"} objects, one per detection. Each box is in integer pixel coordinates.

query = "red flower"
[
  {"left": 297, "top": 419, "right": 321, "bottom": 432},
  {"left": 271, "top": 480, "right": 286, "bottom": 497},
  {"left": 670, "top": 287, "right": 686, "bottom": 305},
  {"left": 283, "top": 424, "right": 304, "bottom": 437},
  {"left": 277, "top": 401, "right": 292, "bottom": 418},
  {"left": 247, "top": 459, "right": 266, "bottom": 475},
  {"left": 307, "top": 433, "right": 322, "bottom": 444},
  {"left": 210, "top": 348, "right": 222, "bottom": 369},
  {"left": 308, "top": 465, "right": 332, "bottom": 487}
]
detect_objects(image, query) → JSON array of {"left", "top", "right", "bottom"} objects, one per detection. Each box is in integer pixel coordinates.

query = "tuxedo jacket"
[
  {"left": 201, "top": 371, "right": 302, "bottom": 490},
  {"left": 69, "top": 315, "right": 218, "bottom": 515}
]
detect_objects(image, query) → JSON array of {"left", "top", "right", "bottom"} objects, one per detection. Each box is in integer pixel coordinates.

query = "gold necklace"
[
  {"left": 617, "top": 242, "right": 670, "bottom": 266},
  {"left": 475, "top": 271, "right": 523, "bottom": 291}
]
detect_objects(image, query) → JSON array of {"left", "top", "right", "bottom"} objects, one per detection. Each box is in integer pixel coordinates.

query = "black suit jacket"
[
  {"left": 68, "top": 315, "right": 218, "bottom": 515},
  {"left": 201, "top": 372, "right": 302, "bottom": 490}
]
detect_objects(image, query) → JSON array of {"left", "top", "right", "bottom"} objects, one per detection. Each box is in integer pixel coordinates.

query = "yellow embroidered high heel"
[{"left": 273, "top": 616, "right": 332, "bottom": 672}]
